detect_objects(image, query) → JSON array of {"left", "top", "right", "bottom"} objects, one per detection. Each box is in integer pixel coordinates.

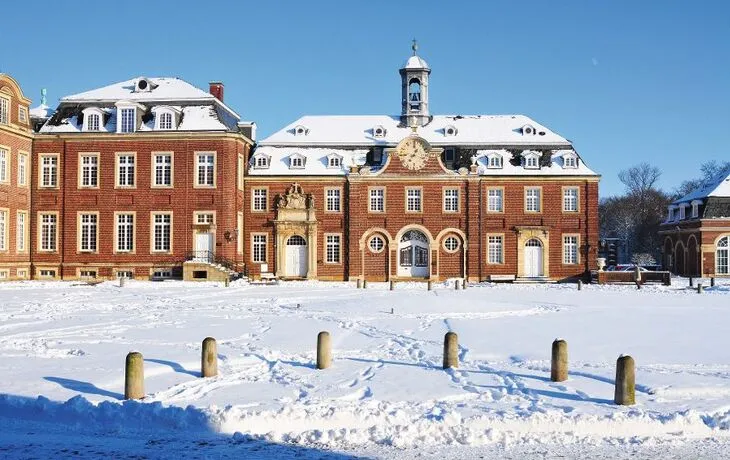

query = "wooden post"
[
  {"left": 427, "top": 280, "right": 433, "bottom": 291},
  {"left": 316, "top": 331, "right": 331, "bottom": 370},
  {"left": 698, "top": 283, "right": 704, "bottom": 294},
  {"left": 201, "top": 337, "right": 218, "bottom": 377},
  {"left": 551, "top": 339, "right": 568, "bottom": 382},
  {"left": 363, "top": 280, "right": 368, "bottom": 289},
  {"left": 462, "top": 279, "right": 467, "bottom": 290},
  {"left": 389, "top": 280, "right": 395, "bottom": 291},
  {"left": 614, "top": 355, "right": 635, "bottom": 405},
  {"left": 577, "top": 280, "right": 582, "bottom": 291},
  {"left": 357, "top": 278, "right": 362, "bottom": 289},
  {"left": 443, "top": 332, "right": 458, "bottom": 369},
  {"left": 124, "top": 352, "right": 144, "bottom": 400}
]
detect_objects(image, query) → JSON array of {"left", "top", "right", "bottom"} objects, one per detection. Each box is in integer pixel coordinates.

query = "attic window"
[
  {"left": 290, "top": 155, "right": 305, "bottom": 169},
  {"left": 487, "top": 154, "right": 503, "bottom": 169},
  {"left": 327, "top": 154, "right": 342, "bottom": 169},
  {"left": 294, "top": 125, "right": 308, "bottom": 136},
  {"left": 563, "top": 154, "right": 578, "bottom": 169},
  {"left": 135, "top": 78, "right": 153, "bottom": 92},
  {"left": 373, "top": 125, "right": 386, "bottom": 138},
  {"left": 522, "top": 124, "right": 535, "bottom": 136},
  {"left": 253, "top": 154, "right": 270, "bottom": 169},
  {"left": 444, "top": 125, "right": 457, "bottom": 137},
  {"left": 82, "top": 107, "right": 104, "bottom": 132},
  {"left": 667, "top": 206, "right": 676, "bottom": 221},
  {"left": 691, "top": 200, "right": 701, "bottom": 218},
  {"left": 524, "top": 153, "right": 540, "bottom": 169}
]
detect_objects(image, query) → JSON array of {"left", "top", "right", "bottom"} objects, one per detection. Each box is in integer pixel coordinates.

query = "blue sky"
[{"left": 2, "top": 1, "right": 728, "bottom": 196}]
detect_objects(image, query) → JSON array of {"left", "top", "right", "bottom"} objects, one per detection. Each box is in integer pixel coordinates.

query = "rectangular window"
[
  {"left": 79, "top": 270, "right": 97, "bottom": 279},
  {"left": 563, "top": 188, "right": 578, "bottom": 212},
  {"left": 116, "top": 270, "right": 134, "bottom": 279},
  {"left": 237, "top": 154, "right": 245, "bottom": 190},
  {"left": 196, "top": 212, "right": 214, "bottom": 225},
  {"left": 116, "top": 214, "right": 134, "bottom": 252},
  {"left": 692, "top": 203, "right": 699, "bottom": 218},
  {"left": 152, "top": 214, "right": 172, "bottom": 252},
  {"left": 488, "top": 235, "right": 503, "bottom": 264},
  {"left": 406, "top": 188, "right": 422, "bottom": 212},
  {"left": 563, "top": 236, "right": 578, "bottom": 264},
  {"left": 87, "top": 113, "right": 100, "bottom": 131},
  {"left": 39, "top": 269, "right": 56, "bottom": 278},
  {"left": 152, "top": 269, "right": 173, "bottom": 279},
  {"left": 120, "top": 108, "right": 135, "bottom": 133},
  {"left": 326, "top": 188, "right": 341, "bottom": 212},
  {"left": 679, "top": 206, "right": 686, "bottom": 220},
  {"left": 0, "top": 148, "right": 7, "bottom": 183},
  {"left": 237, "top": 212, "right": 243, "bottom": 254},
  {"left": 487, "top": 188, "right": 503, "bottom": 212},
  {"left": 16, "top": 211, "right": 27, "bottom": 252},
  {"left": 369, "top": 188, "right": 385, "bottom": 212},
  {"left": 326, "top": 234, "right": 341, "bottom": 264},
  {"left": 154, "top": 153, "right": 172, "bottom": 187},
  {"left": 117, "top": 154, "right": 135, "bottom": 187},
  {"left": 525, "top": 187, "right": 541, "bottom": 212},
  {"left": 196, "top": 153, "right": 215, "bottom": 187},
  {"left": 444, "top": 188, "right": 459, "bottom": 212},
  {"left": 79, "top": 213, "right": 98, "bottom": 252},
  {"left": 252, "top": 188, "right": 267, "bottom": 212},
  {"left": 0, "top": 210, "right": 6, "bottom": 251},
  {"left": 80, "top": 155, "right": 98, "bottom": 187},
  {"left": 40, "top": 213, "right": 57, "bottom": 251},
  {"left": 40, "top": 155, "right": 58, "bottom": 187},
  {"left": 18, "top": 153, "right": 27, "bottom": 186},
  {"left": 0, "top": 97, "right": 8, "bottom": 124},
  {"left": 252, "top": 234, "right": 267, "bottom": 263},
  {"left": 18, "top": 107, "right": 27, "bottom": 124}
]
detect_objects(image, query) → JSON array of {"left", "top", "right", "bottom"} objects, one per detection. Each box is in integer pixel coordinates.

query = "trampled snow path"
[{"left": 2, "top": 279, "right": 730, "bottom": 458}]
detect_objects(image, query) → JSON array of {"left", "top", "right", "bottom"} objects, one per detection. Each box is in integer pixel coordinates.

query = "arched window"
[
  {"left": 718, "top": 236, "right": 729, "bottom": 275},
  {"left": 87, "top": 113, "right": 100, "bottom": 131},
  {"left": 408, "top": 78, "right": 421, "bottom": 112},
  {"left": 158, "top": 112, "right": 173, "bottom": 130}
]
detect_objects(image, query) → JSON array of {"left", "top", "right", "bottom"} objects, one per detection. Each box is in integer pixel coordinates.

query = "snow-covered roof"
[
  {"left": 29, "top": 103, "right": 53, "bottom": 120},
  {"left": 474, "top": 149, "right": 597, "bottom": 176},
  {"left": 259, "top": 115, "right": 571, "bottom": 147},
  {"left": 673, "top": 171, "right": 730, "bottom": 205},
  {"left": 404, "top": 55, "right": 430, "bottom": 70}
]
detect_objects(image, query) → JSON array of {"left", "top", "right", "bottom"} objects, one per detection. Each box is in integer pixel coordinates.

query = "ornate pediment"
[{"left": 276, "top": 183, "right": 314, "bottom": 210}]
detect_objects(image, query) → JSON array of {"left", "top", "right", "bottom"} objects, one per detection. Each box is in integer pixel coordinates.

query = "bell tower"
[{"left": 400, "top": 40, "right": 431, "bottom": 127}]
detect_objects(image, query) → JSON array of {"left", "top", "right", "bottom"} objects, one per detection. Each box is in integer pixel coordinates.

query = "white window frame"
[
  {"left": 717, "top": 236, "right": 729, "bottom": 275},
  {"left": 82, "top": 107, "right": 105, "bottom": 132},
  {"left": 368, "top": 235, "right": 385, "bottom": 253},
  {"left": 443, "top": 235, "right": 460, "bottom": 253},
  {"left": 325, "top": 187, "right": 341, "bottom": 213},
  {"left": 406, "top": 187, "right": 422, "bottom": 213},
  {"left": 327, "top": 154, "right": 343, "bottom": 169},
  {"left": 115, "top": 213, "right": 135, "bottom": 253},
  {"left": 116, "top": 153, "right": 136, "bottom": 188},
  {"left": 252, "top": 233, "right": 267, "bottom": 263},
  {"left": 152, "top": 152, "right": 173, "bottom": 187},
  {"left": 369, "top": 187, "right": 385, "bottom": 213},
  {"left": 443, "top": 188, "right": 459, "bottom": 213},
  {"left": 79, "top": 153, "right": 99, "bottom": 188},
  {"left": 39, "top": 154, "right": 59, "bottom": 188},
  {"left": 195, "top": 152, "right": 216, "bottom": 188},
  {"left": 525, "top": 187, "right": 542, "bottom": 213},
  {"left": 253, "top": 154, "right": 270, "bottom": 169},
  {"left": 487, "top": 188, "right": 503, "bottom": 213},
  {"left": 679, "top": 205, "right": 686, "bottom": 220},
  {"left": 18, "top": 106, "right": 27, "bottom": 124},
  {"left": 0, "top": 209, "right": 7, "bottom": 251},
  {"left": 290, "top": 154, "right": 305, "bottom": 169},
  {"left": 158, "top": 111, "right": 173, "bottom": 130},
  {"left": 325, "top": 234, "right": 342, "bottom": 264},
  {"left": 563, "top": 235, "right": 579, "bottom": 265},
  {"left": 691, "top": 201, "right": 700, "bottom": 219},
  {"left": 667, "top": 206, "right": 676, "bottom": 222},
  {"left": 487, "top": 235, "right": 504, "bottom": 264},
  {"left": 78, "top": 212, "right": 99, "bottom": 253},
  {"left": 563, "top": 154, "right": 578, "bottom": 169},
  {"left": 252, "top": 188, "right": 268, "bottom": 212},
  {"left": 38, "top": 212, "right": 58, "bottom": 252},
  {"left": 0, "top": 147, "right": 8, "bottom": 184},
  {"left": 524, "top": 153, "right": 540, "bottom": 169},
  {"left": 118, "top": 107, "right": 136, "bottom": 133},
  {"left": 0, "top": 95, "right": 9, "bottom": 125},
  {"left": 487, "top": 154, "right": 503, "bottom": 169},
  {"left": 151, "top": 212, "right": 172, "bottom": 253},
  {"left": 17, "top": 151, "right": 28, "bottom": 186},
  {"left": 16, "top": 211, "right": 27, "bottom": 253},
  {"left": 563, "top": 187, "right": 579, "bottom": 213}
]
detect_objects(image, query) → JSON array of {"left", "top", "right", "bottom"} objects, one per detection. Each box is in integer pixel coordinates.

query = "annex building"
[{"left": 245, "top": 46, "right": 600, "bottom": 282}]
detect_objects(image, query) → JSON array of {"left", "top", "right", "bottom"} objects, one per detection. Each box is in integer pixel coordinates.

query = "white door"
[
  {"left": 397, "top": 230, "right": 430, "bottom": 278},
  {"left": 524, "top": 239, "right": 543, "bottom": 277},
  {"left": 285, "top": 235, "right": 308, "bottom": 277},
  {"left": 195, "top": 232, "right": 214, "bottom": 262}
]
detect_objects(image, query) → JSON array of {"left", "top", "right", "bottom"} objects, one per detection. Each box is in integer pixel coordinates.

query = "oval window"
[
  {"left": 369, "top": 236, "right": 385, "bottom": 253},
  {"left": 443, "top": 236, "right": 460, "bottom": 252}
]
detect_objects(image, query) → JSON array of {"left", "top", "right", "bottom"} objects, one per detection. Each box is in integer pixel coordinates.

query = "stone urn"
[{"left": 597, "top": 257, "right": 607, "bottom": 271}]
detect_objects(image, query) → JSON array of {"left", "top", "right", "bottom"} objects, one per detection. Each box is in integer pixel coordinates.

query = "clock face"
[{"left": 397, "top": 137, "right": 429, "bottom": 170}]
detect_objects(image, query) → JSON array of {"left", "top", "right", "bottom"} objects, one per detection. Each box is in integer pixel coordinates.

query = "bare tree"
[
  {"left": 618, "top": 162, "right": 662, "bottom": 198},
  {"left": 674, "top": 160, "right": 730, "bottom": 199}
]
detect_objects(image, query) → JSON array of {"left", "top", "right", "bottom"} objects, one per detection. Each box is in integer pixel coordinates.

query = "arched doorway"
[
  {"left": 717, "top": 236, "right": 729, "bottom": 275},
  {"left": 674, "top": 242, "right": 685, "bottom": 276},
  {"left": 687, "top": 237, "right": 699, "bottom": 277},
  {"left": 663, "top": 238, "right": 673, "bottom": 271},
  {"left": 285, "top": 235, "right": 308, "bottom": 277},
  {"left": 398, "top": 230, "right": 429, "bottom": 278},
  {"left": 524, "top": 238, "right": 544, "bottom": 277}
]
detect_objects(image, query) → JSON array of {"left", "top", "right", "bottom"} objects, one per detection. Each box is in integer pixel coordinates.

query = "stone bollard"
[
  {"left": 201, "top": 337, "right": 218, "bottom": 377},
  {"left": 363, "top": 280, "right": 368, "bottom": 289},
  {"left": 614, "top": 355, "right": 635, "bottom": 405},
  {"left": 711, "top": 277, "right": 716, "bottom": 287},
  {"left": 357, "top": 278, "right": 362, "bottom": 289},
  {"left": 689, "top": 277, "right": 694, "bottom": 287},
  {"left": 390, "top": 280, "right": 395, "bottom": 291},
  {"left": 551, "top": 339, "right": 568, "bottom": 382},
  {"left": 316, "top": 331, "right": 331, "bottom": 370},
  {"left": 124, "top": 352, "right": 144, "bottom": 400},
  {"left": 577, "top": 280, "right": 582, "bottom": 291},
  {"left": 224, "top": 278, "right": 230, "bottom": 288},
  {"left": 427, "top": 280, "right": 433, "bottom": 291},
  {"left": 698, "top": 283, "right": 704, "bottom": 294},
  {"left": 462, "top": 279, "right": 467, "bottom": 290},
  {"left": 455, "top": 280, "right": 461, "bottom": 291},
  {"left": 443, "top": 332, "right": 459, "bottom": 369},
  {"left": 390, "top": 307, "right": 394, "bottom": 314},
  {"left": 119, "top": 276, "right": 126, "bottom": 287}
]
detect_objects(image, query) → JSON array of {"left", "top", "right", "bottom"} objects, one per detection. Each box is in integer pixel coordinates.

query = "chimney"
[{"left": 209, "top": 81, "right": 224, "bottom": 102}]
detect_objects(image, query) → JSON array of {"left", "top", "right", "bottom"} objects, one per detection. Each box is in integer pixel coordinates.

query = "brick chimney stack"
[{"left": 209, "top": 82, "right": 224, "bottom": 102}]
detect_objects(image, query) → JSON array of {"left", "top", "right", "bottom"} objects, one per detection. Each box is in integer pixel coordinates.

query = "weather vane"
[
  {"left": 41, "top": 88, "right": 47, "bottom": 106},
  {"left": 411, "top": 38, "right": 418, "bottom": 55}
]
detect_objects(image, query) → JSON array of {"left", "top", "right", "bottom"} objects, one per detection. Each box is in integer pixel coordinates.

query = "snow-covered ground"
[{"left": 2, "top": 278, "right": 730, "bottom": 458}]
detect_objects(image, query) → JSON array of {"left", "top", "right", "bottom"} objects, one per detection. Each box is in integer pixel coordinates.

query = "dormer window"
[
  {"left": 563, "top": 153, "right": 578, "bottom": 169},
  {"left": 152, "top": 106, "right": 180, "bottom": 131},
  {"left": 373, "top": 125, "right": 386, "bottom": 138},
  {"left": 444, "top": 125, "right": 457, "bottom": 137},
  {"left": 523, "top": 152, "right": 540, "bottom": 169},
  {"left": 290, "top": 154, "right": 306, "bottom": 169},
  {"left": 294, "top": 125, "right": 308, "bottom": 136},
  {"left": 253, "top": 154, "right": 270, "bottom": 169},
  {"left": 691, "top": 200, "right": 701, "bottom": 218},
  {"left": 522, "top": 124, "right": 536, "bottom": 135},
  {"left": 444, "top": 148, "right": 455, "bottom": 166},
  {"left": 667, "top": 206, "right": 676, "bottom": 221},
  {"left": 120, "top": 108, "right": 135, "bottom": 133},
  {"left": 135, "top": 78, "right": 154, "bottom": 92},
  {"left": 82, "top": 107, "right": 104, "bottom": 132},
  {"left": 679, "top": 204, "right": 686, "bottom": 220},
  {"left": 487, "top": 153, "right": 503, "bottom": 169},
  {"left": 159, "top": 112, "right": 173, "bottom": 130},
  {"left": 327, "top": 153, "right": 342, "bottom": 169}
]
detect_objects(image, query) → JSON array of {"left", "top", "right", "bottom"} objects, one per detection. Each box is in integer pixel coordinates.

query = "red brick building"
[
  {"left": 659, "top": 171, "right": 730, "bottom": 277},
  {"left": 0, "top": 74, "right": 33, "bottom": 280},
  {"left": 245, "top": 48, "right": 600, "bottom": 282},
  {"left": 31, "top": 77, "right": 254, "bottom": 280}
]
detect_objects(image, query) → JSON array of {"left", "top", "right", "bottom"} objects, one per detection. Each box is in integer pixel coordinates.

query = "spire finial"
[
  {"left": 40, "top": 88, "right": 47, "bottom": 106},
  {"left": 411, "top": 38, "right": 418, "bottom": 56}
]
